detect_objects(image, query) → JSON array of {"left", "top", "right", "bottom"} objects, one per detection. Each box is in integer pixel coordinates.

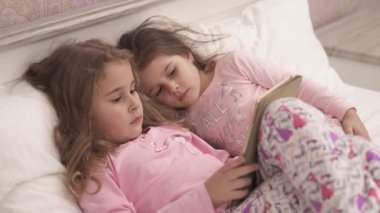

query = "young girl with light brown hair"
[
  {"left": 23, "top": 39, "right": 260, "bottom": 212},
  {"left": 118, "top": 16, "right": 370, "bottom": 158}
]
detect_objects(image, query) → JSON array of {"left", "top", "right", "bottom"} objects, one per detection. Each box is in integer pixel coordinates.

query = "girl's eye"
[
  {"left": 169, "top": 68, "right": 176, "bottom": 77},
  {"left": 155, "top": 87, "right": 162, "bottom": 97},
  {"left": 111, "top": 96, "right": 122, "bottom": 103}
]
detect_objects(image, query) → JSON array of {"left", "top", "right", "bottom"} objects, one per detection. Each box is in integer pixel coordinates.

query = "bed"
[{"left": 0, "top": 0, "right": 379, "bottom": 212}]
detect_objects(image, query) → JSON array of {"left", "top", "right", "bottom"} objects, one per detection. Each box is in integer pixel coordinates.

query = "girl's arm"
[
  {"left": 232, "top": 50, "right": 351, "bottom": 119},
  {"left": 342, "top": 108, "right": 370, "bottom": 140},
  {"left": 288, "top": 75, "right": 370, "bottom": 139},
  {"left": 79, "top": 166, "right": 217, "bottom": 213},
  {"left": 157, "top": 184, "right": 216, "bottom": 213},
  {"left": 232, "top": 50, "right": 369, "bottom": 138},
  {"left": 204, "top": 156, "right": 259, "bottom": 207},
  {"left": 185, "top": 130, "right": 259, "bottom": 206},
  {"left": 160, "top": 159, "right": 258, "bottom": 212},
  {"left": 78, "top": 131, "right": 229, "bottom": 213},
  {"left": 78, "top": 169, "right": 136, "bottom": 213}
]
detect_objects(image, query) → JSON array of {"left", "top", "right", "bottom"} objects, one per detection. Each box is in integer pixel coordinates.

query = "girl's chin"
[
  {"left": 116, "top": 128, "right": 143, "bottom": 143},
  {"left": 130, "top": 128, "right": 143, "bottom": 139},
  {"left": 182, "top": 98, "right": 197, "bottom": 108},
  {"left": 175, "top": 95, "right": 197, "bottom": 108}
]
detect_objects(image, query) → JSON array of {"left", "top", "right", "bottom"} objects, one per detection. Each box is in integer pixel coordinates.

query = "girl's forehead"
[
  {"left": 147, "top": 53, "right": 184, "bottom": 66},
  {"left": 104, "top": 60, "right": 131, "bottom": 72},
  {"left": 97, "top": 61, "right": 134, "bottom": 83}
]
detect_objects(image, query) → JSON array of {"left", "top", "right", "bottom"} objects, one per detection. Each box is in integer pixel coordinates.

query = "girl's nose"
[
  {"left": 169, "top": 83, "right": 179, "bottom": 95},
  {"left": 129, "top": 104, "right": 138, "bottom": 112},
  {"left": 128, "top": 96, "right": 140, "bottom": 113}
]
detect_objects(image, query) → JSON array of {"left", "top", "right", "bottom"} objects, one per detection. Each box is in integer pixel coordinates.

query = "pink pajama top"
[
  {"left": 188, "top": 50, "right": 354, "bottom": 156},
  {"left": 79, "top": 126, "right": 230, "bottom": 213}
]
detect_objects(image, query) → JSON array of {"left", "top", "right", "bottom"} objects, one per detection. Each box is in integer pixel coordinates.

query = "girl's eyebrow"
[
  {"left": 106, "top": 80, "right": 136, "bottom": 96},
  {"left": 105, "top": 87, "right": 122, "bottom": 96}
]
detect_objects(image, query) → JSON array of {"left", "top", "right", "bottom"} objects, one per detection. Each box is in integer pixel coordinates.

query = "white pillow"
[
  {"left": 197, "top": 0, "right": 350, "bottom": 96},
  {"left": 0, "top": 82, "right": 81, "bottom": 212}
]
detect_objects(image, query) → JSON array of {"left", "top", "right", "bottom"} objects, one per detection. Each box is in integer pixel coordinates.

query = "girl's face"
[
  {"left": 91, "top": 61, "right": 143, "bottom": 143},
  {"left": 138, "top": 53, "right": 202, "bottom": 109}
]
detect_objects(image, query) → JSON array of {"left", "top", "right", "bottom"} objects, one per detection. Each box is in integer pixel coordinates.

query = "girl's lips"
[{"left": 131, "top": 115, "right": 142, "bottom": 124}]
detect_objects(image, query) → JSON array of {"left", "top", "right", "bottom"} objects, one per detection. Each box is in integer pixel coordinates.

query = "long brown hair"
[
  {"left": 24, "top": 39, "right": 193, "bottom": 196},
  {"left": 118, "top": 15, "right": 225, "bottom": 72}
]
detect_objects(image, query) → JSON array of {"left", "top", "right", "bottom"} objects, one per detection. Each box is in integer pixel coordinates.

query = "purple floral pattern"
[{"left": 228, "top": 98, "right": 380, "bottom": 212}]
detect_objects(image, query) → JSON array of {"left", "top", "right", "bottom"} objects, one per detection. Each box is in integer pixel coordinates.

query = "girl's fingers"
[
  {"left": 342, "top": 123, "right": 353, "bottom": 135},
  {"left": 229, "top": 176, "right": 252, "bottom": 190},
  {"left": 228, "top": 188, "right": 250, "bottom": 200},
  {"left": 227, "top": 163, "right": 259, "bottom": 180},
  {"left": 346, "top": 128, "right": 354, "bottom": 135},
  {"left": 354, "top": 126, "right": 370, "bottom": 141},
  {"left": 219, "top": 156, "right": 246, "bottom": 172}
]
